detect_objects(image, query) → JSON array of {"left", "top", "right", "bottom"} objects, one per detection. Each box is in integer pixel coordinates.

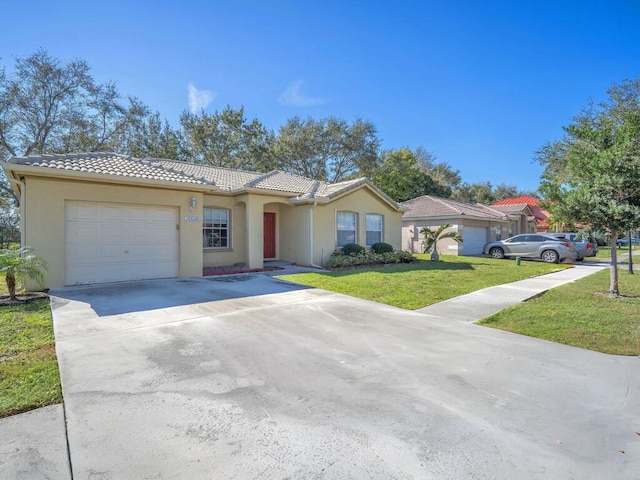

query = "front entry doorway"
[{"left": 263, "top": 212, "right": 276, "bottom": 259}]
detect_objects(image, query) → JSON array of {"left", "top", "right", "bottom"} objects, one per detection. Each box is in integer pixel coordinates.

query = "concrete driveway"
[{"left": 49, "top": 274, "right": 639, "bottom": 479}]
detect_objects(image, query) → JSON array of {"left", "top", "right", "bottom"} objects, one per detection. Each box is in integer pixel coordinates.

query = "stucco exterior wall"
[
  {"left": 201, "top": 195, "right": 247, "bottom": 267},
  {"left": 19, "top": 175, "right": 403, "bottom": 285},
  {"left": 312, "top": 187, "right": 403, "bottom": 265},
  {"left": 22, "top": 176, "right": 204, "bottom": 288},
  {"left": 279, "top": 204, "right": 311, "bottom": 266},
  {"left": 402, "top": 219, "right": 461, "bottom": 255}
]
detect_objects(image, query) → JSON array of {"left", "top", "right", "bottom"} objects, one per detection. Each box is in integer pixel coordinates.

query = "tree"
[
  {"left": 0, "top": 50, "right": 149, "bottom": 206},
  {"left": 415, "top": 146, "right": 462, "bottom": 191},
  {"left": 0, "top": 50, "right": 147, "bottom": 160},
  {"left": 271, "top": 116, "right": 379, "bottom": 182},
  {"left": 419, "top": 224, "right": 463, "bottom": 261},
  {"left": 371, "top": 149, "right": 449, "bottom": 202},
  {"left": 0, "top": 246, "right": 47, "bottom": 300},
  {"left": 179, "top": 106, "right": 275, "bottom": 171},
  {"left": 125, "top": 112, "right": 183, "bottom": 160},
  {"left": 537, "top": 78, "right": 640, "bottom": 296},
  {"left": 451, "top": 181, "right": 528, "bottom": 204}
]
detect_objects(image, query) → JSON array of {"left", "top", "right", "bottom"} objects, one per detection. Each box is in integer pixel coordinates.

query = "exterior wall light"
[{"left": 190, "top": 196, "right": 197, "bottom": 211}]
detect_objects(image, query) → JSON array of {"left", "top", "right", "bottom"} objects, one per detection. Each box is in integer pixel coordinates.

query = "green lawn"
[
  {"left": 0, "top": 294, "right": 62, "bottom": 418},
  {"left": 278, "top": 254, "right": 570, "bottom": 310},
  {"left": 479, "top": 268, "right": 640, "bottom": 355}
]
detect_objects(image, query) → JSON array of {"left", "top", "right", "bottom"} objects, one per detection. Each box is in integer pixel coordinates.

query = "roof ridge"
[{"left": 245, "top": 170, "right": 280, "bottom": 188}]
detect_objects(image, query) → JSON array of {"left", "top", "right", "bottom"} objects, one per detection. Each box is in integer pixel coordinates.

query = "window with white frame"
[
  {"left": 337, "top": 211, "right": 357, "bottom": 247},
  {"left": 366, "top": 214, "right": 383, "bottom": 246},
  {"left": 203, "top": 208, "right": 230, "bottom": 248}
]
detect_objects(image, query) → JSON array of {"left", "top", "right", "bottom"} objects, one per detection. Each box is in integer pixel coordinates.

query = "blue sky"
[{"left": 3, "top": 0, "right": 640, "bottom": 191}]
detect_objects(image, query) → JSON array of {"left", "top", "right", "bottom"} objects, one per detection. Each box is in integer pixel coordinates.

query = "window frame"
[
  {"left": 203, "top": 207, "right": 231, "bottom": 249},
  {"left": 336, "top": 211, "right": 358, "bottom": 248},
  {"left": 365, "top": 213, "right": 383, "bottom": 247}
]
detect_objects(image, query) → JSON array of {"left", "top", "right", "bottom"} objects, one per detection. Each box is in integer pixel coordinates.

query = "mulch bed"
[
  {"left": 0, "top": 292, "right": 49, "bottom": 306},
  {"left": 203, "top": 266, "right": 285, "bottom": 276}
]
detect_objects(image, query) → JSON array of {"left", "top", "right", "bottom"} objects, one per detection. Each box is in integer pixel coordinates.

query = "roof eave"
[
  {"left": 402, "top": 214, "right": 510, "bottom": 222},
  {"left": 2, "top": 163, "right": 218, "bottom": 192}
]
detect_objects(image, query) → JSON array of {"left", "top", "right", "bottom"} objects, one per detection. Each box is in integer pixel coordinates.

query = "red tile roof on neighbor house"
[{"left": 491, "top": 195, "right": 549, "bottom": 228}]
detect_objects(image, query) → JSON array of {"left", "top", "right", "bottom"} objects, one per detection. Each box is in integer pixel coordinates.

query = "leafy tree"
[
  {"left": 124, "top": 111, "right": 183, "bottom": 160},
  {"left": 371, "top": 149, "right": 449, "bottom": 202},
  {"left": 415, "top": 146, "right": 462, "bottom": 191},
  {"left": 0, "top": 207, "right": 19, "bottom": 248},
  {"left": 179, "top": 106, "right": 275, "bottom": 171},
  {"left": 0, "top": 246, "right": 47, "bottom": 300},
  {"left": 451, "top": 181, "right": 528, "bottom": 204},
  {"left": 451, "top": 182, "right": 496, "bottom": 204},
  {"left": 537, "top": 78, "right": 640, "bottom": 296},
  {"left": 0, "top": 49, "right": 147, "bottom": 159},
  {"left": 0, "top": 49, "right": 148, "bottom": 205},
  {"left": 419, "top": 224, "right": 463, "bottom": 261},
  {"left": 271, "top": 116, "right": 379, "bottom": 182}
]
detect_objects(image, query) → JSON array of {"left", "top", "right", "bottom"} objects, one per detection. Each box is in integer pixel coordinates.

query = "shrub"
[
  {"left": 327, "top": 249, "right": 416, "bottom": 269},
  {"left": 371, "top": 242, "right": 393, "bottom": 254},
  {"left": 342, "top": 243, "right": 365, "bottom": 256}
]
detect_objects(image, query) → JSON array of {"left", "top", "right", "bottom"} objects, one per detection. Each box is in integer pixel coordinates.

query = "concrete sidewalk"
[
  {"left": 0, "top": 262, "right": 634, "bottom": 479},
  {"left": 417, "top": 264, "right": 607, "bottom": 322}
]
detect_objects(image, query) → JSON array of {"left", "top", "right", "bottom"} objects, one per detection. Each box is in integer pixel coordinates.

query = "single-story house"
[
  {"left": 401, "top": 195, "right": 533, "bottom": 255},
  {"left": 3, "top": 152, "right": 404, "bottom": 288},
  {"left": 491, "top": 195, "right": 549, "bottom": 232}
]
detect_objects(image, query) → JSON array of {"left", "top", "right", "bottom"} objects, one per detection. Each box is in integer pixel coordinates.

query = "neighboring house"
[
  {"left": 3, "top": 153, "right": 404, "bottom": 288},
  {"left": 491, "top": 195, "right": 549, "bottom": 233},
  {"left": 401, "top": 195, "right": 515, "bottom": 255}
]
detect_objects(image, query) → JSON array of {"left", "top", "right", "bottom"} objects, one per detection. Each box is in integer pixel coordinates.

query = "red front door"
[{"left": 263, "top": 212, "right": 276, "bottom": 259}]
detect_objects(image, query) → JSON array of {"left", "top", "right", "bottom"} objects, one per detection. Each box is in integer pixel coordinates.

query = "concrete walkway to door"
[{"left": 2, "top": 264, "right": 639, "bottom": 479}]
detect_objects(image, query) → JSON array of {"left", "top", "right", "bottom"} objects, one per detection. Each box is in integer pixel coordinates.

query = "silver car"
[
  {"left": 550, "top": 232, "right": 598, "bottom": 261},
  {"left": 483, "top": 234, "right": 578, "bottom": 263}
]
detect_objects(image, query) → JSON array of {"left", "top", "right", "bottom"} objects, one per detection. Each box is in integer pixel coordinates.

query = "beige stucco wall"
[
  {"left": 19, "top": 175, "right": 403, "bottom": 286},
  {"left": 403, "top": 218, "right": 511, "bottom": 256},
  {"left": 312, "top": 187, "right": 403, "bottom": 265},
  {"left": 402, "top": 220, "right": 461, "bottom": 255},
  {"left": 22, "top": 176, "right": 204, "bottom": 288}
]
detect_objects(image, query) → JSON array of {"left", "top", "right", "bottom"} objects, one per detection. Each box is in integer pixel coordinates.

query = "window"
[
  {"left": 366, "top": 214, "right": 383, "bottom": 246},
  {"left": 337, "top": 211, "right": 357, "bottom": 247},
  {"left": 203, "top": 208, "right": 230, "bottom": 248}
]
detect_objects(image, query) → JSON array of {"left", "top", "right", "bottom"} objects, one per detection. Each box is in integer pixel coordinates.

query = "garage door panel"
[
  {"left": 65, "top": 201, "right": 179, "bottom": 285},
  {"left": 67, "top": 204, "right": 101, "bottom": 221},
  {"left": 462, "top": 226, "right": 488, "bottom": 255},
  {"left": 67, "top": 223, "right": 101, "bottom": 243},
  {"left": 102, "top": 205, "right": 129, "bottom": 221},
  {"left": 101, "top": 224, "right": 128, "bottom": 242}
]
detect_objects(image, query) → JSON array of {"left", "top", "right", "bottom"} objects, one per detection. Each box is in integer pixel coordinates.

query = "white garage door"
[
  {"left": 462, "top": 226, "right": 488, "bottom": 255},
  {"left": 65, "top": 201, "right": 179, "bottom": 285}
]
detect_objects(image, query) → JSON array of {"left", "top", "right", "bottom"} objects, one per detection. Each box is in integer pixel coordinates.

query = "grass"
[
  {"left": 0, "top": 293, "right": 62, "bottom": 418},
  {"left": 479, "top": 267, "right": 640, "bottom": 355},
  {"left": 278, "top": 254, "right": 570, "bottom": 310}
]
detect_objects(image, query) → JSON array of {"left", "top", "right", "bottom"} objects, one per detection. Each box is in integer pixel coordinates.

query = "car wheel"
[
  {"left": 576, "top": 257, "right": 584, "bottom": 262},
  {"left": 489, "top": 247, "right": 505, "bottom": 259},
  {"left": 541, "top": 250, "right": 559, "bottom": 264}
]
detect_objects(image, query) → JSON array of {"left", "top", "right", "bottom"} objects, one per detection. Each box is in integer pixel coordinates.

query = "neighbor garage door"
[
  {"left": 65, "top": 201, "right": 179, "bottom": 285},
  {"left": 462, "top": 226, "right": 488, "bottom": 255}
]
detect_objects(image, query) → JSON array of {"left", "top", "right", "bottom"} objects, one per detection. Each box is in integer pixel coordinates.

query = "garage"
[
  {"left": 461, "top": 226, "right": 488, "bottom": 255},
  {"left": 65, "top": 201, "right": 179, "bottom": 285}
]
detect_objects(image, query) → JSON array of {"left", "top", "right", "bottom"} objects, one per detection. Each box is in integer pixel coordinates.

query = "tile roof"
[
  {"left": 8, "top": 152, "right": 208, "bottom": 185},
  {"left": 492, "top": 195, "right": 541, "bottom": 206},
  {"left": 6, "top": 152, "right": 391, "bottom": 205},
  {"left": 491, "top": 196, "right": 549, "bottom": 225},
  {"left": 401, "top": 195, "right": 508, "bottom": 220}
]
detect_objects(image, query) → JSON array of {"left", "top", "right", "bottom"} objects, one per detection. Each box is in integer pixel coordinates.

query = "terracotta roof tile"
[{"left": 401, "top": 195, "right": 508, "bottom": 220}]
